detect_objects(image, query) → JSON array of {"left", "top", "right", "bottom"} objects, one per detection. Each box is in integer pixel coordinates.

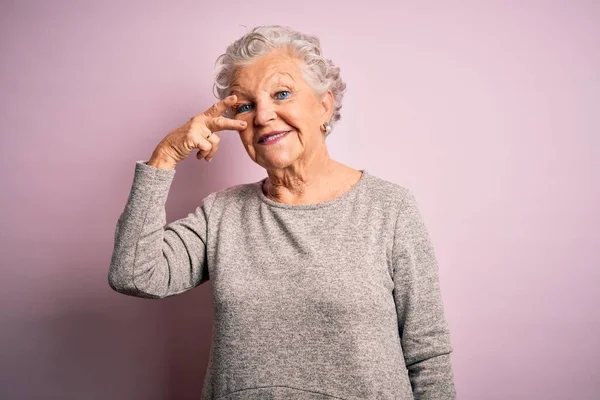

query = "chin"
[{"left": 256, "top": 153, "right": 299, "bottom": 171}]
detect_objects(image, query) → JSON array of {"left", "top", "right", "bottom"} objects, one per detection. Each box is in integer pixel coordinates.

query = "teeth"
[{"left": 263, "top": 131, "right": 287, "bottom": 142}]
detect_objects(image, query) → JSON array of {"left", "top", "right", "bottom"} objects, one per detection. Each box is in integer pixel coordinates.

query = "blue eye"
[
  {"left": 275, "top": 90, "right": 291, "bottom": 100},
  {"left": 235, "top": 103, "right": 253, "bottom": 114}
]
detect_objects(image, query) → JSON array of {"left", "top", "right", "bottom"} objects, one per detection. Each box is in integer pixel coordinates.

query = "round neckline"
[{"left": 254, "top": 170, "right": 369, "bottom": 210}]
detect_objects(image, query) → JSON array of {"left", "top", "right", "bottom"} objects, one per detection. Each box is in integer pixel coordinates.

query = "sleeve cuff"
[{"left": 135, "top": 160, "right": 176, "bottom": 182}]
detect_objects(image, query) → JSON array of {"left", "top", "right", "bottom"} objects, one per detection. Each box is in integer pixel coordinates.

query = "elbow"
[
  {"left": 107, "top": 266, "right": 164, "bottom": 299},
  {"left": 107, "top": 268, "right": 136, "bottom": 296},
  {"left": 107, "top": 270, "right": 130, "bottom": 294}
]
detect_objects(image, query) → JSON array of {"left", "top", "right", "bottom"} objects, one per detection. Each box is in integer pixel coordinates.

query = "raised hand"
[{"left": 148, "top": 95, "right": 247, "bottom": 169}]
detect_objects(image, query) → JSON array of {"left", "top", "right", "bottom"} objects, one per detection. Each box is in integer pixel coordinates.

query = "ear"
[{"left": 319, "top": 90, "right": 335, "bottom": 121}]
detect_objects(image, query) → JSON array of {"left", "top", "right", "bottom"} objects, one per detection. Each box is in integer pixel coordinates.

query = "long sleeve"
[
  {"left": 392, "top": 190, "right": 456, "bottom": 399},
  {"left": 108, "top": 160, "right": 216, "bottom": 299}
]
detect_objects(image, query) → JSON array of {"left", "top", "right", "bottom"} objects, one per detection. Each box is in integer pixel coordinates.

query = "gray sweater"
[{"left": 109, "top": 161, "right": 456, "bottom": 399}]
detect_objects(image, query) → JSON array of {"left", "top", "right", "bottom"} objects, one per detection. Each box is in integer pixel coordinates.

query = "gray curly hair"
[{"left": 213, "top": 25, "right": 346, "bottom": 135}]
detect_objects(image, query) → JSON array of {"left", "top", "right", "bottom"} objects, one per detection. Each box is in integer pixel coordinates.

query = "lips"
[{"left": 258, "top": 130, "right": 290, "bottom": 144}]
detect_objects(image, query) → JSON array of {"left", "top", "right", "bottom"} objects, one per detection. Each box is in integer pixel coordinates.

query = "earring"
[{"left": 321, "top": 121, "right": 332, "bottom": 134}]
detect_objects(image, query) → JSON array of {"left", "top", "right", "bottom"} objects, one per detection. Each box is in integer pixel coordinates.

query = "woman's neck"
[{"left": 263, "top": 151, "right": 360, "bottom": 205}]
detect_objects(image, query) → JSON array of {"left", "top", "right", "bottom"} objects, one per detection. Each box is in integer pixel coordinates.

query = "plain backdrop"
[{"left": 1, "top": 0, "right": 598, "bottom": 399}]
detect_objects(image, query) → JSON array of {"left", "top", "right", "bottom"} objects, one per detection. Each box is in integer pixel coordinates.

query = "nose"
[{"left": 253, "top": 99, "right": 276, "bottom": 126}]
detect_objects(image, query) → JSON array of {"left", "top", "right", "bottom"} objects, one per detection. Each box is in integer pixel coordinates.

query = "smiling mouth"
[{"left": 258, "top": 131, "right": 290, "bottom": 144}]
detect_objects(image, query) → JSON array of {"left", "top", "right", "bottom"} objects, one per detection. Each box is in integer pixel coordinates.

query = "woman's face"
[{"left": 229, "top": 49, "right": 333, "bottom": 171}]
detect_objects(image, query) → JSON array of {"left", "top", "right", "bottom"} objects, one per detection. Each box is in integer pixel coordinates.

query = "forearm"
[
  {"left": 401, "top": 300, "right": 456, "bottom": 398},
  {"left": 108, "top": 161, "right": 177, "bottom": 298},
  {"left": 407, "top": 348, "right": 456, "bottom": 399},
  {"left": 109, "top": 160, "right": 214, "bottom": 298},
  {"left": 147, "top": 151, "right": 177, "bottom": 170}
]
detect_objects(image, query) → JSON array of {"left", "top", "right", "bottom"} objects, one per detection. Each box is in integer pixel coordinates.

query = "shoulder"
[
  {"left": 201, "top": 180, "right": 261, "bottom": 213},
  {"left": 361, "top": 171, "right": 413, "bottom": 210}
]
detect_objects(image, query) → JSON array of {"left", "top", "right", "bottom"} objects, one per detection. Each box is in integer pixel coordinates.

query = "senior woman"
[{"left": 109, "top": 25, "right": 456, "bottom": 399}]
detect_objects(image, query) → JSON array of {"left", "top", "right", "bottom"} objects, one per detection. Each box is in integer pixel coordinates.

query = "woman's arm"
[
  {"left": 108, "top": 160, "right": 215, "bottom": 299},
  {"left": 392, "top": 189, "right": 456, "bottom": 399}
]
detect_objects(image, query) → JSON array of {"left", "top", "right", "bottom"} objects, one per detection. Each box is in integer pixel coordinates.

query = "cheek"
[
  {"left": 235, "top": 114, "right": 253, "bottom": 134},
  {"left": 286, "top": 99, "right": 320, "bottom": 127},
  {"left": 280, "top": 106, "right": 308, "bottom": 129},
  {"left": 238, "top": 129, "right": 254, "bottom": 146}
]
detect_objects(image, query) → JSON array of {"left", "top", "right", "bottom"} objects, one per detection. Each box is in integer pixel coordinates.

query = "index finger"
[{"left": 203, "top": 95, "right": 238, "bottom": 118}]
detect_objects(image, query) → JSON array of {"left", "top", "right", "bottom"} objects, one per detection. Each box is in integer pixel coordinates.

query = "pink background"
[{"left": 1, "top": 1, "right": 598, "bottom": 399}]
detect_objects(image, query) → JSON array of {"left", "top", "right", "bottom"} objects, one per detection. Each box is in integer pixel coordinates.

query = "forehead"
[{"left": 231, "top": 50, "right": 303, "bottom": 91}]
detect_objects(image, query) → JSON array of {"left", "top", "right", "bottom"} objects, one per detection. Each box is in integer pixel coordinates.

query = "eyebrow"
[{"left": 230, "top": 72, "right": 296, "bottom": 96}]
